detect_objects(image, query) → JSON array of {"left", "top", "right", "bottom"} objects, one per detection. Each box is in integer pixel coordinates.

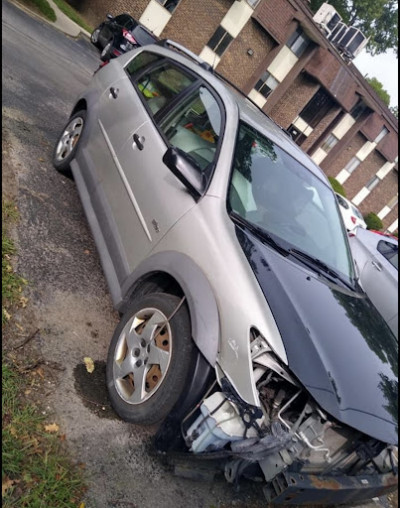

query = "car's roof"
[
  {"left": 140, "top": 43, "right": 332, "bottom": 187},
  {"left": 356, "top": 227, "right": 398, "bottom": 246}
]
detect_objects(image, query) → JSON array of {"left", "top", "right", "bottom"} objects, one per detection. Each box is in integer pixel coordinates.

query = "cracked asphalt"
[{"left": 2, "top": 2, "right": 395, "bottom": 507}]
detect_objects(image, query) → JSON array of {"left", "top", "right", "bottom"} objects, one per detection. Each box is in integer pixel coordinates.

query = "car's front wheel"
[
  {"left": 90, "top": 26, "right": 101, "bottom": 47},
  {"left": 100, "top": 39, "right": 114, "bottom": 61},
  {"left": 106, "top": 293, "right": 196, "bottom": 425},
  {"left": 52, "top": 110, "right": 86, "bottom": 174}
]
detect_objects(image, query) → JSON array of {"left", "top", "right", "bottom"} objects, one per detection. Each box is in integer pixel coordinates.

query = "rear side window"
[
  {"left": 377, "top": 240, "right": 398, "bottom": 270},
  {"left": 125, "top": 51, "right": 162, "bottom": 78},
  {"left": 136, "top": 63, "right": 196, "bottom": 116},
  {"left": 336, "top": 194, "right": 349, "bottom": 209}
]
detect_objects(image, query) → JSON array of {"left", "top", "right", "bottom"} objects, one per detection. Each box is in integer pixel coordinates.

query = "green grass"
[
  {"left": 22, "top": 0, "right": 57, "bottom": 22},
  {"left": 2, "top": 200, "right": 85, "bottom": 505},
  {"left": 52, "top": 0, "right": 93, "bottom": 33},
  {"left": 2, "top": 363, "right": 85, "bottom": 506},
  {"left": 2, "top": 202, "right": 27, "bottom": 324}
]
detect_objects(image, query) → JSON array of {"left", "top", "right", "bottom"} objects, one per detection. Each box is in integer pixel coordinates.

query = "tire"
[
  {"left": 106, "top": 293, "right": 195, "bottom": 425},
  {"left": 52, "top": 110, "right": 86, "bottom": 174},
  {"left": 100, "top": 39, "right": 113, "bottom": 61},
  {"left": 90, "top": 26, "right": 101, "bottom": 48}
]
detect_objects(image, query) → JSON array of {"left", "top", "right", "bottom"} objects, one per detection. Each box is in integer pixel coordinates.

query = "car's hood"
[{"left": 236, "top": 226, "right": 398, "bottom": 444}]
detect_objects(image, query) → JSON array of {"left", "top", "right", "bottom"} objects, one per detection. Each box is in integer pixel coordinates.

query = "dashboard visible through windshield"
[{"left": 228, "top": 122, "right": 354, "bottom": 280}]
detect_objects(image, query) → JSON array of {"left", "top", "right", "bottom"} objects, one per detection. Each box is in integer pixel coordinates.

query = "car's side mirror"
[
  {"left": 106, "top": 14, "right": 114, "bottom": 20},
  {"left": 163, "top": 147, "right": 206, "bottom": 200}
]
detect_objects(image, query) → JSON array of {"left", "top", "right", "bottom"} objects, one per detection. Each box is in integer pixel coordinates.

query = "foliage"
[
  {"left": 364, "top": 211, "right": 384, "bottom": 230},
  {"left": 2, "top": 202, "right": 27, "bottom": 324},
  {"left": 390, "top": 105, "right": 398, "bottom": 118},
  {"left": 310, "top": 0, "right": 399, "bottom": 56},
  {"left": 365, "top": 77, "right": 391, "bottom": 106},
  {"left": 328, "top": 177, "right": 347, "bottom": 197},
  {"left": 2, "top": 362, "right": 85, "bottom": 506},
  {"left": 25, "top": 0, "right": 56, "bottom": 22},
  {"left": 52, "top": 0, "right": 93, "bottom": 33}
]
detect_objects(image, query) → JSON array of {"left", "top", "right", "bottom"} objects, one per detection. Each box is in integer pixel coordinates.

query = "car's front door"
[{"left": 93, "top": 52, "right": 223, "bottom": 282}]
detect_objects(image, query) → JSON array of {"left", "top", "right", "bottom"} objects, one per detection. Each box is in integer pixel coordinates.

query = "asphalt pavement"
[{"left": 1, "top": 2, "right": 394, "bottom": 507}]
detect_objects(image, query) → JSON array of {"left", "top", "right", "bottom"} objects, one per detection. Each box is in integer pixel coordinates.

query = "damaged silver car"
[{"left": 53, "top": 40, "right": 398, "bottom": 505}]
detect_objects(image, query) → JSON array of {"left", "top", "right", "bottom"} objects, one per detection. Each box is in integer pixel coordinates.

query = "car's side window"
[
  {"left": 135, "top": 63, "right": 196, "bottom": 116},
  {"left": 159, "top": 86, "right": 222, "bottom": 171},
  {"left": 125, "top": 52, "right": 163, "bottom": 79},
  {"left": 377, "top": 240, "right": 398, "bottom": 270}
]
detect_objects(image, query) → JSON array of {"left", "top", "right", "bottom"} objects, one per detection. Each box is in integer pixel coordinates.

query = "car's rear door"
[{"left": 92, "top": 52, "right": 223, "bottom": 282}]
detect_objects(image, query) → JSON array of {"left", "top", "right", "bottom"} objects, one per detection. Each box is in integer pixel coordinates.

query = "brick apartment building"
[{"left": 76, "top": 0, "right": 398, "bottom": 232}]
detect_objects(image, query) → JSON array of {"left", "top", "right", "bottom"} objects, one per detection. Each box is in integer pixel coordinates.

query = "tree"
[
  {"left": 365, "top": 77, "right": 391, "bottom": 106},
  {"left": 390, "top": 105, "right": 398, "bottom": 118},
  {"left": 364, "top": 212, "right": 384, "bottom": 230},
  {"left": 310, "top": 0, "right": 399, "bottom": 56},
  {"left": 328, "top": 177, "right": 347, "bottom": 197}
]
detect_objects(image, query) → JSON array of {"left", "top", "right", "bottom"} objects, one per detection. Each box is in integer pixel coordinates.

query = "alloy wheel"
[
  {"left": 55, "top": 117, "right": 84, "bottom": 162},
  {"left": 113, "top": 307, "right": 172, "bottom": 405}
]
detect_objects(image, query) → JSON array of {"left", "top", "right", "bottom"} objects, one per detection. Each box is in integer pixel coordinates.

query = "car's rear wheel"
[
  {"left": 52, "top": 110, "right": 86, "bottom": 174},
  {"left": 100, "top": 39, "right": 113, "bottom": 61},
  {"left": 106, "top": 293, "right": 195, "bottom": 425}
]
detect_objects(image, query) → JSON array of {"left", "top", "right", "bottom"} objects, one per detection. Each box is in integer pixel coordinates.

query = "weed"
[{"left": 52, "top": 0, "right": 93, "bottom": 33}]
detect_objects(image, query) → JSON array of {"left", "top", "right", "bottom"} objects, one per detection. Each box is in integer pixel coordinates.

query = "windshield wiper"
[
  {"left": 289, "top": 248, "right": 353, "bottom": 289},
  {"left": 230, "top": 213, "right": 289, "bottom": 256}
]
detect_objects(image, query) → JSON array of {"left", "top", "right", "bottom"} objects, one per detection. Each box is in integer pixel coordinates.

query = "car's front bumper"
[{"left": 264, "top": 470, "right": 398, "bottom": 505}]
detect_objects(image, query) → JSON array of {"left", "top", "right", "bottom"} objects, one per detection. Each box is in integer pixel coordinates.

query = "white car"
[
  {"left": 335, "top": 193, "right": 367, "bottom": 231},
  {"left": 349, "top": 227, "right": 398, "bottom": 337}
]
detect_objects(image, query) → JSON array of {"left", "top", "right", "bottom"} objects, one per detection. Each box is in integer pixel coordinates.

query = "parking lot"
[{"left": 2, "top": 2, "right": 395, "bottom": 507}]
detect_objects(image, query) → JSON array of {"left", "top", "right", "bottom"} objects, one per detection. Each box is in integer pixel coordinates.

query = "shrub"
[
  {"left": 364, "top": 212, "right": 383, "bottom": 231},
  {"left": 328, "top": 177, "right": 346, "bottom": 197}
]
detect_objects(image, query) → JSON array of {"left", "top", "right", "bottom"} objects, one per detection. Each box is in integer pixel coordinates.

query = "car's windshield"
[{"left": 228, "top": 122, "right": 354, "bottom": 280}]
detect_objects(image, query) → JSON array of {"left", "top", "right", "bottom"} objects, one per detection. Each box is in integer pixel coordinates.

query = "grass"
[
  {"left": 2, "top": 201, "right": 85, "bottom": 506},
  {"left": 52, "top": 0, "right": 93, "bottom": 33},
  {"left": 2, "top": 363, "right": 85, "bottom": 506},
  {"left": 2, "top": 202, "right": 27, "bottom": 324},
  {"left": 20, "top": 0, "right": 56, "bottom": 22}
]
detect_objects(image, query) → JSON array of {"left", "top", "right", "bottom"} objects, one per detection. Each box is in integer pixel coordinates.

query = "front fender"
[{"left": 119, "top": 251, "right": 220, "bottom": 366}]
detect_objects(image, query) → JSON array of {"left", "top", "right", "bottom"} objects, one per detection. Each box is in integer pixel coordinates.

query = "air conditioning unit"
[
  {"left": 339, "top": 27, "right": 369, "bottom": 58},
  {"left": 328, "top": 21, "right": 347, "bottom": 43},
  {"left": 313, "top": 3, "right": 342, "bottom": 35}
]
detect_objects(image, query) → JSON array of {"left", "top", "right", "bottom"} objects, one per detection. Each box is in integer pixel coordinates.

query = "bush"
[
  {"left": 328, "top": 177, "right": 346, "bottom": 197},
  {"left": 364, "top": 212, "right": 383, "bottom": 231}
]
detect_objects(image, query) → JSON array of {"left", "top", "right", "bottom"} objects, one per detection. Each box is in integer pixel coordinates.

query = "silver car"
[
  {"left": 53, "top": 41, "right": 398, "bottom": 504},
  {"left": 350, "top": 228, "right": 398, "bottom": 338}
]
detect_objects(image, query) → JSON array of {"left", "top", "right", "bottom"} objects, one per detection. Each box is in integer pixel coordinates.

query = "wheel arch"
[
  {"left": 118, "top": 251, "right": 220, "bottom": 367},
  {"left": 70, "top": 99, "right": 88, "bottom": 117}
]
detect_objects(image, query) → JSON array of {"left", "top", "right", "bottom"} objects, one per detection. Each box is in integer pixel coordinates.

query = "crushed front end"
[{"left": 172, "top": 332, "right": 398, "bottom": 505}]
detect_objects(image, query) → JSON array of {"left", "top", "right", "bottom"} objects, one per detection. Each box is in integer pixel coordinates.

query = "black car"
[
  {"left": 90, "top": 14, "right": 158, "bottom": 61},
  {"left": 90, "top": 13, "right": 137, "bottom": 49}
]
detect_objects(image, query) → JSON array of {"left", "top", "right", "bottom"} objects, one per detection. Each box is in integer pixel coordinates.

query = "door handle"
[
  {"left": 133, "top": 133, "right": 145, "bottom": 150},
  {"left": 371, "top": 261, "right": 382, "bottom": 271},
  {"left": 109, "top": 87, "right": 118, "bottom": 99}
]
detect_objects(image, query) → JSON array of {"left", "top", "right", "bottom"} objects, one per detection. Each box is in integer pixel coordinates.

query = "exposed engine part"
[
  {"left": 185, "top": 391, "right": 261, "bottom": 453},
  {"left": 183, "top": 331, "right": 398, "bottom": 492}
]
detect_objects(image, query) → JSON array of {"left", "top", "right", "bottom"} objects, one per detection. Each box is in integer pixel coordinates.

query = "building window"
[
  {"left": 255, "top": 71, "right": 279, "bottom": 98},
  {"left": 344, "top": 156, "right": 361, "bottom": 174},
  {"left": 155, "top": 0, "right": 181, "bottom": 13},
  {"left": 374, "top": 127, "right": 389, "bottom": 143},
  {"left": 350, "top": 100, "right": 369, "bottom": 120},
  {"left": 287, "top": 28, "right": 310, "bottom": 58},
  {"left": 299, "top": 89, "right": 335, "bottom": 128},
  {"left": 387, "top": 195, "right": 398, "bottom": 209},
  {"left": 287, "top": 125, "right": 307, "bottom": 145},
  {"left": 320, "top": 133, "right": 339, "bottom": 153},
  {"left": 247, "top": 0, "right": 260, "bottom": 7},
  {"left": 207, "top": 26, "right": 234, "bottom": 57},
  {"left": 366, "top": 175, "right": 380, "bottom": 191}
]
